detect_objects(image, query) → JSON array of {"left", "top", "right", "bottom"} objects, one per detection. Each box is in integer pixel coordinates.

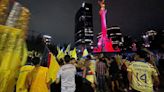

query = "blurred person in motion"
[
  {"left": 120, "top": 55, "right": 129, "bottom": 92},
  {"left": 56, "top": 55, "right": 76, "bottom": 92},
  {"left": 75, "top": 59, "right": 84, "bottom": 92},
  {"left": 109, "top": 57, "right": 120, "bottom": 92},
  {"left": 26, "top": 57, "right": 50, "bottom": 92},
  {"left": 96, "top": 57, "right": 107, "bottom": 92},
  {"left": 143, "top": 50, "right": 160, "bottom": 91},
  {"left": 127, "top": 50, "right": 159, "bottom": 92}
]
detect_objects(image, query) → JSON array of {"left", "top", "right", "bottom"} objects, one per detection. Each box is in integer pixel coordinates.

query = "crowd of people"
[{"left": 16, "top": 48, "right": 164, "bottom": 92}]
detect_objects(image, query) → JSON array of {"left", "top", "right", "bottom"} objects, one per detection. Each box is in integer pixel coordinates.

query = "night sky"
[{"left": 18, "top": 0, "right": 164, "bottom": 44}]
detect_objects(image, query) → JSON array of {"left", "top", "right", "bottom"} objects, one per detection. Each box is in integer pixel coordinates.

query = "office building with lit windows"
[
  {"left": 75, "top": 2, "right": 94, "bottom": 50},
  {"left": 107, "top": 26, "right": 124, "bottom": 48},
  {"left": 97, "top": 26, "right": 124, "bottom": 49}
]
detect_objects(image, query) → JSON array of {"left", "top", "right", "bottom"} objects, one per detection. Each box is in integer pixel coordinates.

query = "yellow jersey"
[
  {"left": 27, "top": 66, "right": 50, "bottom": 92},
  {"left": 16, "top": 65, "right": 34, "bottom": 92},
  {"left": 127, "top": 61, "right": 158, "bottom": 92}
]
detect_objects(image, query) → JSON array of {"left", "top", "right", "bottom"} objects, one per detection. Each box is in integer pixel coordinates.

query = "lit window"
[
  {"left": 85, "top": 28, "right": 87, "bottom": 31},
  {"left": 85, "top": 7, "right": 89, "bottom": 10}
]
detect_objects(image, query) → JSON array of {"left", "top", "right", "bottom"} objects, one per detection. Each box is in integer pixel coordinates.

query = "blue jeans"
[{"left": 97, "top": 75, "right": 105, "bottom": 92}]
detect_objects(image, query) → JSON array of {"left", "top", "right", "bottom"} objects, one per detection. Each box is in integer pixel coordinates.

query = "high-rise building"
[
  {"left": 107, "top": 26, "right": 124, "bottom": 48},
  {"left": 146, "top": 30, "right": 157, "bottom": 41},
  {"left": 75, "top": 2, "right": 94, "bottom": 50},
  {"left": 142, "top": 30, "right": 157, "bottom": 47},
  {"left": 96, "top": 26, "right": 124, "bottom": 49}
]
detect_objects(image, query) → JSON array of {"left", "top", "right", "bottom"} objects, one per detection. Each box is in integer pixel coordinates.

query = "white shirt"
[{"left": 57, "top": 64, "right": 76, "bottom": 92}]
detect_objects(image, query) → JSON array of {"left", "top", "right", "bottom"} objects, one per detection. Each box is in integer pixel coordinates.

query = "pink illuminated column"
[
  {"left": 99, "top": 3, "right": 107, "bottom": 37},
  {"left": 93, "top": 0, "right": 118, "bottom": 52}
]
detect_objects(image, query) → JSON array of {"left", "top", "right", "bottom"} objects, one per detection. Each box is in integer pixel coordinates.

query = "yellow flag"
[
  {"left": 57, "top": 49, "right": 65, "bottom": 60},
  {"left": 6, "top": 37, "right": 28, "bottom": 92},
  {"left": 57, "top": 46, "right": 60, "bottom": 53},
  {"left": 0, "top": 32, "right": 8, "bottom": 65},
  {"left": 0, "top": 33, "right": 19, "bottom": 70},
  {"left": 21, "top": 42, "right": 28, "bottom": 66},
  {"left": 0, "top": 26, "right": 21, "bottom": 92},
  {"left": 86, "top": 75, "right": 95, "bottom": 84},
  {"left": 0, "top": 26, "right": 21, "bottom": 70},
  {"left": 48, "top": 52, "right": 60, "bottom": 83},
  {"left": 0, "top": 1, "right": 30, "bottom": 91},
  {"left": 65, "top": 44, "right": 71, "bottom": 55},
  {"left": 82, "top": 48, "right": 89, "bottom": 57},
  {"left": 0, "top": 25, "right": 19, "bottom": 65},
  {"left": 9, "top": 38, "right": 23, "bottom": 70},
  {"left": 5, "top": 35, "right": 23, "bottom": 92},
  {"left": 70, "top": 48, "right": 77, "bottom": 60}
]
